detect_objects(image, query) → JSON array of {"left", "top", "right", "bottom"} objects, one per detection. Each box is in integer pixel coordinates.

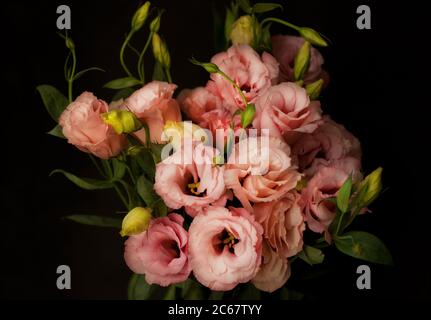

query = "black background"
[{"left": 1, "top": 0, "right": 429, "bottom": 299}]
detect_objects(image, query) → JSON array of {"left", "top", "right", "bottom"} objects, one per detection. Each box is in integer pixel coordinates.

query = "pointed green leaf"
[
  {"left": 64, "top": 215, "right": 122, "bottom": 228},
  {"left": 47, "top": 124, "right": 65, "bottom": 139},
  {"left": 337, "top": 175, "right": 352, "bottom": 213},
  {"left": 50, "top": 169, "right": 114, "bottom": 190},
  {"left": 112, "top": 87, "right": 135, "bottom": 101},
  {"left": 137, "top": 175, "right": 156, "bottom": 206},
  {"left": 73, "top": 67, "right": 105, "bottom": 81},
  {"left": 104, "top": 77, "right": 142, "bottom": 90},
  {"left": 128, "top": 274, "right": 157, "bottom": 300},
  {"left": 112, "top": 158, "right": 127, "bottom": 181},
  {"left": 334, "top": 231, "right": 393, "bottom": 265},
  {"left": 297, "top": 245, "right": 325, "bottom": 265},
  {"left": 36, "top": 85, "right": 69, "bottom": 121},
  {"left": 252, "top": 3, "right": 283, "bottom": 13}
]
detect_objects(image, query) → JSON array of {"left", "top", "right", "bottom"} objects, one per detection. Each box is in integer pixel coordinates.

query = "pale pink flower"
[
  {"left": 252, "top": 241, "right": 291, "bottom": 293},
  {"left": 59, "top": 92, "right": 127, "bottom": 159},
  {"left": 188, "top": 206, "right": 263, "bottom": 291},
  {"left": 253, "top": 191, "right": 305, "bottom": 258},
  {"left": 292, "top": 116, "right": 362, "bottom": 176},
  {"left": 177, "top": 86, "right": 223, "bottom": 123},
  {"left": 209, "top": 45, "right": 279, "bottom": 113},
  {"left": 124, "top": 213, "right": 191, "bottom": 286},
  {"left": 123, "top": 81, "right": 181, "bottom": 143},
  {"left": 154, "top": 143, "right": 226, "bottom": 217},
  {"left": 252, "top": 82, "right": 322, "bottom": 143},
  {"left": 224, "top": 136, "right": 302, "bottom": 212}
]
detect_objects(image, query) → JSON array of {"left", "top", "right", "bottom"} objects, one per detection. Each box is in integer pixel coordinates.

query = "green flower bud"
[
  {"left": 241, "top": 103, "right": 256, "bottom": 128},
  {"left": 305, "top": 79, "right": 324, "bottom": 100},
  {"left": 357, "top": 167, "right": 383, "bottom": 207},
  {"left": 101, "top": 110, "right": 142, "bottom": 134},
  {"left": 190, "top": 58, "right": 219, "bottom": 73},
  {"left": 120, "top": 207, "right": 152, "bottom": 237},
  {"left": 150, "top": 13, "right": 162, "bottom": 33},
  {"left": 230, "top": 15, "right": 255, "bottom": 45},
  {"left": 294, "top": 41, "right": 311, "bottom": 81},
  {"left": 152, "top": 33, "right": 171, "bottom": 68},
  {"left": 126, "top": 145, "right": 145, "bottom": 156},
  {"left": 298, "top": 27, "right": 328, "bottom": 47},
  {"left": 131, "top": 1, "right": 151, "bottom": 32}
]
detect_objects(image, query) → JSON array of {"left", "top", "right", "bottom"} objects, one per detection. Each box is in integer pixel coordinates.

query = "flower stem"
[
  {"left": 67, "top": 48, "right": 77, "bottom": 103},
  {"left": 261, "top": 17, "right": 300, "bottom": 31},
  {"left": 165, "top": 67, "right": 173, "bottom": 83},
  {"left": 217, "top": 69, "right": 248, "bottom": 107},
  {"left": 137, "top": 31, "right": 154, "bottom": 82},
  {"left": 120, "top": 31, "right": 135, "bottom": 77},
  {"left": 114, "top": 183, "right": 129, "bottom": 209}
]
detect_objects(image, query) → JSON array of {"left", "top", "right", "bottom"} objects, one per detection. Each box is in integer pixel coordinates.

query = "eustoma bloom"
[
  {"left": 188, "top": 206, "right": 263, "bottom": 291},
  {"left": 224, "top": 136, "right": 302, "bottom": 212},
  {"left": 252, "top": 82, "right": 322, "bottom": 143},
  {"left": 124, "top": 213, "right": 191, "bottom": 286},
  {"left": 208, "top": 44, "right": 279, "bottom": 112},
  {"left": 123, "top": 81, "right": 181, "bottom": 143},
  {"left": 154, "top": 142, "right": 226, "bottom": 217},
  {"left": 59, "top": 92, "right": 127, "bottom": 159}
]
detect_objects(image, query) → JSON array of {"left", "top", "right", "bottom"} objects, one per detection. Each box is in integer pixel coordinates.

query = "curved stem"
[
  {"left": 137, "top": 31, "right": 154, "bottom": 82},
  {"left": 114, "top": 183, "right": 129, "bottom": 209},
  {"left": 218, "top": 69, "right": 248, "bottom": 107},
  {"left": 67, "top": 49, "right": 77, "bottom": 103},
  {"left": 261, "top": 17, "right": 300, "bottom": 31},
  {"left": 165, "top": 67, "right": 172, "bottom": 84},
  {"left": 120, "top": 31, "right": 134, "bottom": 77}
]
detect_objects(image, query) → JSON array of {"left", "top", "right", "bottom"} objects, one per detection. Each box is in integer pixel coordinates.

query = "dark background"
[{"left": 1, "top": 0, "right": 429, "bottom": 299}]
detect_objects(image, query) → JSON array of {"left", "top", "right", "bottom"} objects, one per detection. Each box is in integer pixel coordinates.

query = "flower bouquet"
[{"left": 38, "top": 0, "right": 392, "bottom": 299}]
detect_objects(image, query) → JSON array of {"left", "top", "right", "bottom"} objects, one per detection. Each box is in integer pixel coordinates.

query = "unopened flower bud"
[
  {"left": 152, "top": 33, "right": 171, "bottom": 68},
  {"left": 150, "top": 13, "right": 162, "bottom": 33},
  {"left": 305, "top": 79, "right": 324, "bottom": 100},
  {"left": 357, "top": 167, "right": 383, "bottom": 207},
  {"left": 131, "top": 1, "right": 151, "bottom": 32},
  {"left": 101, "top": 110, "right": 142, "bottom": 134},
  {"left": 230, "top": 15, "right": 255, "bottom": 45},
  {"left": 298, "top": 27, "right": 328, "bottom": 47},
  {"left": 294, "top": 41, "right": 311, "bottom": 81},
  {"left": 120, "top": 207, "right": 152, "bottom": 237},
  {"left": 241, "top": 103, "right": 256, "bottom": 128},
  {"left": 65, "top": 37, "right": 75, "bottom": 50}
]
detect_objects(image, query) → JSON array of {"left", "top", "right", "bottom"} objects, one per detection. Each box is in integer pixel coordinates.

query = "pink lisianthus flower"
[
  {"left": 123, "top": 81, "right": 182, "bottom": 143},
  {"left": 154, "top": 142, "right": 226, "bottom": 217},
  {"left": 208, "top": 44, "right": 279, "bottom": 113},
  {"left": 59, "top": 92, "right": 127, "bottom": 159},
  {"left": 124, "top": 213, "right": 191, "bottom": 286},
  {"left": 188, "top": 206, "right": 263, "bottom": 291},
  {"left": 252, "top": 82, "right": 322, "bottom": 143}
]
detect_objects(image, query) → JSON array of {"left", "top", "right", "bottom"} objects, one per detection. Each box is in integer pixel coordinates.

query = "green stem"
[
  {"left": 114, "top": 183, "right": 129, "bottom": 209},
  {"left": 217, "top": 69, "right": 248, "bottom": 107},
  {"left": 120, "top": 31, "right": 135, "bottom": 77},
  {"left": 67, "top": 49, "right": 77, "bottom": 103},
  {"left": 335, "top": 211, "right": 346, "bottom": 236},
  {"left": 88, "top": 154, "right": 105, "bottom": 178},
  {"left": 137, "top": 32, "right": 154, "bottom": 82},
  {"left": 261, "top": 17, "right": 300, "bottom": 31}
]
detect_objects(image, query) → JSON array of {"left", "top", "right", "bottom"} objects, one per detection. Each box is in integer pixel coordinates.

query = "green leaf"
[
  {"left": 50, "top": 169, "right": 114, "bottom": 190},
  {"left": 297, "top": 245, "right": 325, "bottom": 265},
  {"left": 112, "top": 87, "right": 135, "bottom": 101},
  {"left": 47, "top": 124, "right": 65, "bottom": 139},
  {"left": 73, "top": 67, "right": 105, "bottom": 81},
  {"left": 238, "top": 0, "right": 252, "bottom": 14},
  {"left": 152, "top": 61, "right": 167, "bottom": 81},
  {"left": 137, "top": 175, "right": 156, "bottom": 206},
  {"left": 334, "top": 231, "right": 393, "bottom": 265},
  {"left": 64, "top": 215, "right": 122, "bottom": 228},
  {"left": 236, "top": 283, "right": 261, "bottom": 300},
  {"left": 128, "top": 274, "right": 157, "bottom": 300},
  {"left": 252, "top": 3, "right": 283, "bottom": 13},
  {"left": 279, "top": 287, "right": 304, "bottom": 300},
  {"left": 104, "top": 77, "right": 142, "bottom": 90},
  {"left": 150, "top": 143, "right": 165, "bottom": 164},
  {"left": 154, "top": 199, "right": 168, "bottom": 217},
  {"left": 163, "top": 285, "right": 177, "bottom": 300},
  {"left": 337, "top": 175, "right": 352, "bottom": 213},
  {"left": 179, "top": 279, "right": 206, "bottom": 300},
  {"left": 134, "top": 149, "right": 156, "bottom": 180},
  {"left": 112, "top": 158, "right": 127, "bottom": 181},
  {"left": 36, "top": 85, "right": 69, "bottom": 122},
  {"left": 209, "top": 291, "right": 224, "bottom": 300},
  {"left": 241, "top": 103, "right": 256, "bottom": 128}
]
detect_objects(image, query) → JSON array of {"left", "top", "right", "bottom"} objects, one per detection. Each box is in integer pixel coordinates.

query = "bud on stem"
[
  {"left": 131, "top": 1, "right": 151, "bottom": 32},
  {"left": 294, "top": 41, "right": 311, "bottom": 81}
]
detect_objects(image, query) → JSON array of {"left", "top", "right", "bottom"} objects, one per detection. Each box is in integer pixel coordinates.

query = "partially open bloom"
[
  {"left": 224, "top": 136, "right": 302, "bottom": 212},
  {"left": 123, "top": 81, "right": 181, "bottom": 143},
  {"left": 292, "top": 116, "right": 362, "bottom": 176},
  {"left": 154, "top": 142, "right": 226, "bottom": 217},
  {"left": 209, "top": 45, "right": 279, "bottom": 113},
  {"left": 252, "top": 241, "right": 291, "bottom": 293},
  {"left": 59, "top": 92, "right": 127, "bottom": 159},
  {"left": 253, "top": 191, "right": 305, "bottom": 258},
  {"left": 124, "top": 213, "right": 191, "bottom": 286},
  {"left": 252, "top": 82, "right": 322, "bottom": 143},
  {"left": 178, "top": 86, "right": 224, "bottom": 124},
  {"left": 271, "top": 35, "right": 327, "bottom": 84},
  {"left": 188, "top": 206, "right": 263, "bottom": 291}
]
